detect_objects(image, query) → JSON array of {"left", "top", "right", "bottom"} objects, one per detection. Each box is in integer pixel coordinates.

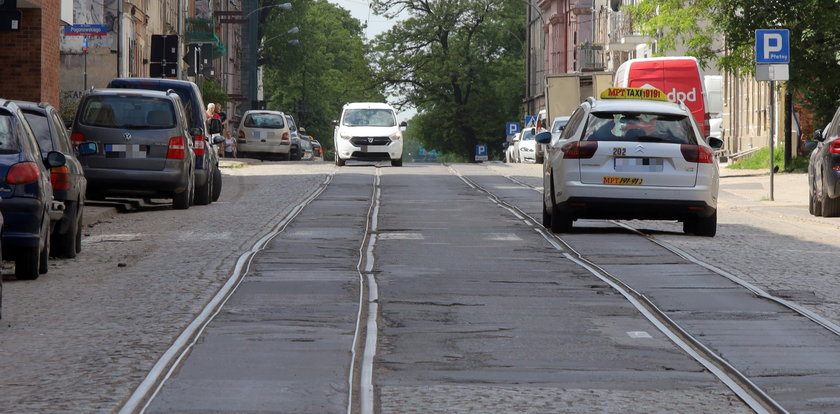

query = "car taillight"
[
  {"left": 7, "top": 162, "right": 41, "bottom": 184},
  {"left": 282, "top": 132, "right": 290, "bottom": 142},
  {"left": 681, "top": 144, "right": 714, "bottom": 163},
  {"left": 238, "top": 130, "right": 245, "bottom": 139},
  {"left": 50, "top": 166, "right": 70, "bottom": 190},
  {"left": 194, "top": 135, "right": 206, "bottom": 156},
  {"left": 561, "top": 141, "right": 598, "bottom": 159},
  {"left": 167, "top": 136, "right": 186, "bottom": 160},
  {"left": 829, "top": 140, "right": 840, "bottom": 154},
  {"left": 71, "top": 132, "right": 84, "bottom": 150}
]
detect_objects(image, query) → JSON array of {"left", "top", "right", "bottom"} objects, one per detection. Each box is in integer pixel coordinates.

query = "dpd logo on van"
[{"left": 667, "top": 88, "right": 697, "bottom": 102}]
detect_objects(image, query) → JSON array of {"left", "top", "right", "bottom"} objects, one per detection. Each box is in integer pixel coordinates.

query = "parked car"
[
  {"left": 15, "top": 101, "right": 88, "bottom": 258},
  {"left": 310, "top": 138, "right": 323, "bottom": 159},
  {"left": 285, "top": 114, "right": 302, "bottom": 160},
  {"left": 333, "top": 102, "right": 406, "bottom": 167},
  {"left": 505, "top": 133, "right": 520, "bottom": 163},
  {"left": 550, "top": 116, "right": 570, "bottom": 141},
  {"left": 537, "top": 87, "right": 722, "bottom": 236},
  {"left": 236, "top": 110, "right": 293, "bottom": 160},
  {"left": 71, "top": 88, "right": 196, "bottom": 209},
  {"left": 299, "top": 133, "right": 314, "bottom": 160},
  {"left": 517, "top": 128, "right": 537, "bottom": 163},
  {"left": 107, "top": 78, "right": 224, "bottom": 204},
  {"left": 808, "top": 117, "right": 840, "bottom": 216},
  {"left": 0, "top": 99, "right": 67, "bottom": 279}
]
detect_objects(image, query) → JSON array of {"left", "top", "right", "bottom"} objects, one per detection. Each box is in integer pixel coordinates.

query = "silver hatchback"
[{"left": 71, "top": 89, "right": 197, "bottom": 209}]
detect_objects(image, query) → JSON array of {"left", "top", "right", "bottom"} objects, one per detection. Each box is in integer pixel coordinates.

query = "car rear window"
[
  {"left": 0, "top": 114, "right": 20, "bottom": 153},
  {"left": 21, "top": 111, "right": 55, "bottom": 152},
  {"left": 244, "top": 113, "right": 285, "bottom": 129},
  {"left": 582, "top": 112, "right": 698, "bottom": 144},
  {"left": 342, "top": 109, "right": 396, "bottom": 127},
  {"left": 80, "top": 95, "right": 176, "bottom": 129}
]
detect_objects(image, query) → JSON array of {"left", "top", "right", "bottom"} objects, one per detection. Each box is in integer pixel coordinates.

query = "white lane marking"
[
  {"left": 122, "top": 174, "right": 335, "bottom": 414},
  {"left": 379, "top": 232, "right": 424, "bottom": 240},
  {"left": 627, "top": 331, "right": 653, "bottom": 339},
  {"left": 487, "top": 233, "right": 522, "bottom": 241}
]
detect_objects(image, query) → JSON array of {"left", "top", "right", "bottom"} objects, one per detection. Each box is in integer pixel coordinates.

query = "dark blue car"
[{"left": 0, "top": 100, "right": 66, "bottom": 280}]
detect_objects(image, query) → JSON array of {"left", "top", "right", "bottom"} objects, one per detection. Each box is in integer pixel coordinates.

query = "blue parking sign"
[
  {"left": 506, "top": 122, "right": 520, "bottom": 136},
  {"left": 756, "top": 29, "right": 790, "bottom": 63},
  {"left": 475, "top": 144, "right": 488, "bottom": 161}
]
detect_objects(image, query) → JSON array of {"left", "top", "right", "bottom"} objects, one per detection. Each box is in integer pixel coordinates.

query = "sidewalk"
[{"left": 718, "top": 163, "right": 808, "bottom": 206}]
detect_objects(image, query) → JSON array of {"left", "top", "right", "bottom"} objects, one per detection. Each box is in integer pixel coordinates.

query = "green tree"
[
  {"left": 261, "top": 0, "right": 384, "bottom": 154},
  {"left": 627, "top": 0, "right": 840, "bottom": 126},
  {"left": 370, "top": 0, "right": 525, "bottom": 161}
]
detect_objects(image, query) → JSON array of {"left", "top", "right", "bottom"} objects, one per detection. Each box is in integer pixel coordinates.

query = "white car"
[
  {"left": 333, "top": 102, "right": 406, "bottom": 166},
  {"left": 505, "top": 133, "right": 520, "bottom": 163},
  {"left": 516, "top": 129, "right": 537, "bottom": 163},
  {"left": 537, "top": 87, "right": 723, "bottom": 236},
  {"left": 236, "top": 110, "right": 293, "bottom": 160}
]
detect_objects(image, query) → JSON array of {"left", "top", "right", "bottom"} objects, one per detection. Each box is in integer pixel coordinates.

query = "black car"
[
  {"left": 107, "top": 78, "right": 224, "bottom": 204},
  {"left": 0, "top": 100, "right": 66, "bottom": 279},
  {"left": 16, "top": 101, "right": 87, "bottom": 258},
  {"left": 807, "top": 120, "right": 840, "bottom": 216}
]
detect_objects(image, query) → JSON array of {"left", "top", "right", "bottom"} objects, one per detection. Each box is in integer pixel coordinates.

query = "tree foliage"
[
  {"left": 627, "top": 0, "right": 840, "bottom": 126},
  {"left": 261, "top": 0, "right": 383, "bottom": 153},
  {"left": 370, "top": 0, "right": 525, "bottom": 160}
]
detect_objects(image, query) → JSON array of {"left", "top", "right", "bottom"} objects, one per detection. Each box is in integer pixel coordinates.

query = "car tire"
[
  {"left": 211, "top": 167, "right": 223, "bottom": 202},
  {"left": 391, "top": 157, "right": 403, "bottom": 167},
  {"left": 38, "top": 237, "right": 49, "bottom": 274},
  {"left": 550, "top": 201, "right": 572, "bottom": 233},
  {"left": 335, "top": 155, "right": 345, "bottom": 167},
  {"left": 173, "top": 172, "right": 193, "bottom": 210},
  {"left": 15, "top": 246, "right": 40, "bottom": 280},
  {"left": 542, "top": 202, "right": 552, "bottom": 229},
  {"left": 195, "top": 175, "right": 212, "bottom": 206},
  {"left": 282, "top": 151, "right": 292, "bottom": 161},
  {"left": 823, "top": 192, "right": 840, "bottom": 217},
  {"left": 690, "top": 212, "right": 717, "bottom": 237},
  {"left": 52, "top": 201, "right": 80, "bottom": 258},
  {"left": 74, "top": 203, "right": 83, "bottom": 254},
  {"left": 809, "top": 183, "right": 816, "bottom": 215}
]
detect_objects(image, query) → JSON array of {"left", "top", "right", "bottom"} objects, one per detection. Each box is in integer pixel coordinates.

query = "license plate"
[
  {"left": 105, "top": 144, "right": 148, "bottom": 158},
  {"left": 603, "top": 176, "right": 643, "bottom": 185}
]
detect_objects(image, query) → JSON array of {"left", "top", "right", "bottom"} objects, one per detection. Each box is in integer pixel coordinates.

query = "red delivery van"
[{"left": 614, "top": 57, "right": 710, "bottom": 137}]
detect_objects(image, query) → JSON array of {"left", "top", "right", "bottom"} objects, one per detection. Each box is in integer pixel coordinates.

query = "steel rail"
[{"left": 449, "top": 165, "right": 787, "bottom": 414}]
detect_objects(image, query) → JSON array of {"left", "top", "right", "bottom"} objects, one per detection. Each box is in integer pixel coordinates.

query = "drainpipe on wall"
[{"left": 117, "top": 0, "right": 123, "bottom": 77}]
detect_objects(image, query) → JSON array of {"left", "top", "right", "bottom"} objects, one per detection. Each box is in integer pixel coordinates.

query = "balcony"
[
  {"left": 575, "top": 43, "right": 605, "bottom": 71},
  {"left": 185, "top": 18, "right": 227, "bottom": 58},
  {"left": 605, "top": 11, "right": 647, "bottom": 52}
]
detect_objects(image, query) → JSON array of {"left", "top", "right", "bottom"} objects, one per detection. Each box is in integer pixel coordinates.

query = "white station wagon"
[{"left": 537, "top": 87, "right": 723, "bottom": 236}]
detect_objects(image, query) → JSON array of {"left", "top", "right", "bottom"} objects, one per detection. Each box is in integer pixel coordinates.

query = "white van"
[{"left": 333, "top": 102, "right": 406, "bottom": 166}]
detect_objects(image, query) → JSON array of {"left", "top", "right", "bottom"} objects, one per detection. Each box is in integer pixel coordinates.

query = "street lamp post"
[{"left": 246, "top": 1, "right": 293, "bottom": 111}]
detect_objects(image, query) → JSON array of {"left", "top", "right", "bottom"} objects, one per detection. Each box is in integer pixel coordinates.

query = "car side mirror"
[
  {"left": 299, "top": 127, "right": 306, "bottom": 134},
  {"left": 706, "top": 137, "right": 724, "bottom": 150},
  {"left": 803, "top": 140, "right": 818, "bottom": 155},
  {"left": 530, "top": 127, "right": 536, "bottom": 135},
  {"left": 213, "top": 135, "right": 225, "bottom": 145},
  {"left": 814, "top": 129, "right": 825, "bottom": 142},
  {"left": 77, "top": 141, "right": 97, "bottom": 156},
  {"left": 535, "top": 131, "right": 552, "bottom": 144},
  {"left": 400, "top": 121, "right": 408, "bottom": 128},
  {"left": 190, "top": 127, "right": 204, "bottom": 137},
  {"left": 44, "top": 151, "right": 66, "bottom": 168},
  {"left": 332, "top": 120, "right": 339, "bottom": 127}
]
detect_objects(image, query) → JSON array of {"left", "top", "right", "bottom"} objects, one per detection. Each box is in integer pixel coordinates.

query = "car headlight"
[
  {"left": 339, "top": 132, "right": 352, "bottom": 140},
  {"left": 389, "top": 131, "right": 402, "bottom": 141}
]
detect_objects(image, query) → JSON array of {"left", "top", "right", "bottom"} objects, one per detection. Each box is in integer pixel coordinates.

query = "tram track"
[{"left": 449, "top": 164, "right": 788, "bottom": 414}]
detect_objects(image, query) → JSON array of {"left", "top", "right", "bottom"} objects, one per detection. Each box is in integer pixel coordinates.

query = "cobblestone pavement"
[
  {"left": 0, "top": 160, "right": 334, "bottom": 413},
  {"left": 489, "top": 161, "right": 840, "bottom": 329}
]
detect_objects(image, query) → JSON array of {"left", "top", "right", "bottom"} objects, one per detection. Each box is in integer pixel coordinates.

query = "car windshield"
[
  {"left": 22, "top": 111, "right": 55, "bottom": 152},
  {"left": 342, "top": 109, "right": 396, "bottom": 127},
  {"left": 244, "top": 113, "right": 285, "bottom": 129},
  {"left": 521, "top": 130, "right": 534, "bottom": 140},
  {"left": 0, "top": 114, "right": 19, "bottom": 153},
  {"left": 81, "top": 96, "right": 176, "bottom": 129},
  {"left": 582, "top": 112, "right": 698, "bottom": 144},
  {"left": 551, "top": 118, "right": 569, "bottom": 133}
]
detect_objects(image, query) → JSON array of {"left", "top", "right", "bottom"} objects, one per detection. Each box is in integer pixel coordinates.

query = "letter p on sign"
[{"left": 763, "top": 33, "right": 782, "bottom": 60}]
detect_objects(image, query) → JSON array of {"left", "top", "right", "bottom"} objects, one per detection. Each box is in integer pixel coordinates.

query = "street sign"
[
  {"left": 151, "top": 35, "right": 179, "bottom": 63},
  {"left": 506, "top": 122, "right": 520, "bottom": 136},
  {"left": 475, "top": 144, "right": 488, "bottom": 162},
  {"left": 755, "top": 29, "right": 790, "bottom": 64},
  {"left": 63, "top": 24, "right": 108, "bottom": 36},
  {"left": 756, "top": 64, "right": 789, "bottom": 81},
  {"left": 524, "top": 115, "right": 538, "bottom": 128}
]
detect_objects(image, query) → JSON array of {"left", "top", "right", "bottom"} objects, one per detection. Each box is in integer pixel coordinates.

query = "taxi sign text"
[
  {"left": 603, "top": 176, "right": 643, "bottom": 185},
  {"left": 600, "top": 87, "right": 667, "bottom": 101}
]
